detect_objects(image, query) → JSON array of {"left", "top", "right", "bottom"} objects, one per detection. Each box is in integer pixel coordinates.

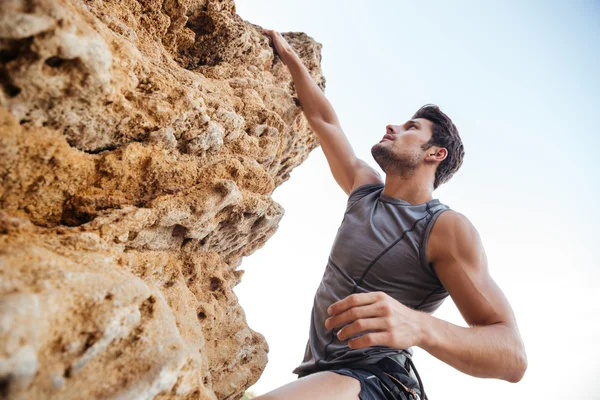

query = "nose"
[{"left": 386, "top": 125, "right": 394, "bottom": 134}]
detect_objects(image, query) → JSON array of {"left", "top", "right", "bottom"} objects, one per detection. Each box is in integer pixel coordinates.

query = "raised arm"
[{"left": 263, "top": 29, "right": 382, "bottom": 195}]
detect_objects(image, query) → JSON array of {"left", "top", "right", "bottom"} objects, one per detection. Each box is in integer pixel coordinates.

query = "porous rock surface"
[{"left": 0, "top": 0, "right": 325, "bottom": 398}]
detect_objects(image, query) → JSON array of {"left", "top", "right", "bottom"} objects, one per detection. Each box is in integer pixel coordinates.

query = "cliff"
[{"left": 0, "top": 0, "right": 324, "bottom": 398}]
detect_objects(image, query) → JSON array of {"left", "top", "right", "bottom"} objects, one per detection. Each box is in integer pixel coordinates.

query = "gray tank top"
[{"left": 292, "top": 182, "right": 451, "bottom": 377}]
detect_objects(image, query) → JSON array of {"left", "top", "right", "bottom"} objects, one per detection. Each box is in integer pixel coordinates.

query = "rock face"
[{"left": 0, "top": 0, "right": 324, "bottom": 398}]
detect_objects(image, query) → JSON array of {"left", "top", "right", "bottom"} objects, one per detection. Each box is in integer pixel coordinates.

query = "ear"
[{"left": 427, "top": 147, "right": 448, "bottom": 163}]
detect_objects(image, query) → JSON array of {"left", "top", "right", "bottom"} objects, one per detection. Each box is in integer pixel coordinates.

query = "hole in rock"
[
  {"left": 83, "top": 331, "right": 101, "bottom": 351},
  {"left": 139, "top": 295, "right": 156, "bottom": 318},
  {"left": 78, "top": 144, "right": 118, "bottom": 155},
  {"left": 0, "top": 76, "right": 20, "bottom": 97},
  {"left": 43, "top": 56, "right": 83, "bottom": 73},
  {"left": 209, "top": 277, "right": 222, "bottom": 291},
  {"left": 185, "top": 11, "right": 216, "bottom": 37},
  {"left": 0, "top": 37, "right": 33, "bottom": 64},
  {"left": 172, "top": 224, "right": 188, "bottom": 237},
  {"left": 0, "top": 376, "right": 9, "bottom": 397},
  {"left": 164, "top": 279, "right": 176, "bottom": 288},
  {"left": 45, "top": 56, "right": 66, "bottom": 68},
  {"left": 0, "top": 49, "right": 18, "bottom": 63},
  {"left": 252, "top": 216, "right": 266, "bottom": 229}
]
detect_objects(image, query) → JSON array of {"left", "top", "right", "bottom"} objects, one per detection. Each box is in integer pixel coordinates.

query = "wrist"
[{"left": 415, "top": 311, "right": 433, "bottom": 349}]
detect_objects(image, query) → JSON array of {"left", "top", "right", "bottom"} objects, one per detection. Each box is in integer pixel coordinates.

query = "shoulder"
[
  {"left": 431, "top": 209, "right": 474, "bottom": 237},
  {"left": 427, "top": 209, "right": 484, "bottom": 270}
]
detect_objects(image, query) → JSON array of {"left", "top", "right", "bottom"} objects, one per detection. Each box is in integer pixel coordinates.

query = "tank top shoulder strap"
[
  {"left": 345, "top": 182, "right": 384, "bottom": 212},
  {"left": 419, "top": 203, "right": 452, "bottom": 280}
]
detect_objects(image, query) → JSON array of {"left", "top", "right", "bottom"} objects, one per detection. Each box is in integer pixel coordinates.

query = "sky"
[{"left": 233, "top": 1, "right": 600, "bottom": 399}]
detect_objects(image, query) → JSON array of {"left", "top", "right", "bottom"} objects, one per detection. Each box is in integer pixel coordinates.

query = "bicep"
[{"left": 432, "top": 212, "right": 518, "bottom": 328}]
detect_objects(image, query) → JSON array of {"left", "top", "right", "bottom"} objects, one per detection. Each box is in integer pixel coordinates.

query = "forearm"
[
  {"left": 286, "top": 56, "right": 339, "bottom": 124},
  {"left": 417, "top": 313, "right": 527, "bottom": 382}
]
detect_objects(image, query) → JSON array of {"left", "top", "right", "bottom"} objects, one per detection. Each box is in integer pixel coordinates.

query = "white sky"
[{"left": 233, "top": 1, "right": 600, "bottom": 399}]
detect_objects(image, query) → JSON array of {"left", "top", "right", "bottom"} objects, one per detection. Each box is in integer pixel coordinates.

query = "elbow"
[{"left": 506, "top": 345, "right": 528, "bottom": 383}]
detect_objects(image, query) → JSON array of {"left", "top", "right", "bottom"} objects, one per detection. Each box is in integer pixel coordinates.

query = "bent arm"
[
  {"left": 418, "top": 297, "right": 526, "bottom": 382},
  {"left": 419, "top": 211, "right": 528, "bottom": 382}
]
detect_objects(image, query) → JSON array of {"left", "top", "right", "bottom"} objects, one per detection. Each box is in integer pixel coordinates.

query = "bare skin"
[
  {"left": 255, "top": 371, "right": 361, "bottom": 400},
  {"left": 258, "top": 29, "right": 527, "bottom": 399}
]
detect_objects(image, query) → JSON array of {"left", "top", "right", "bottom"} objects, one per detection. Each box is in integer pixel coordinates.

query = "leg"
[{"left": 255, "top": 371, "right": 361, "bottom": 400}]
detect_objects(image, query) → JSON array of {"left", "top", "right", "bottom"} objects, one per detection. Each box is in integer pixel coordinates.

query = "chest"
[{"left": 328, "top": 203, "right": 432, "bottom": 285}]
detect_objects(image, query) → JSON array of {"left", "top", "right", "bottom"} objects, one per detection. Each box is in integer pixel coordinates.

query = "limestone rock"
[{"left": 0, "top": 0, "right": 324, "bottom": 398}]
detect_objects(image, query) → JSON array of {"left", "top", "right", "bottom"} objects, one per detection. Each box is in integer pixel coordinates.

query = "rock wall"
[{"left": 0, "top": 0, "right": 325, "bottom": 398}]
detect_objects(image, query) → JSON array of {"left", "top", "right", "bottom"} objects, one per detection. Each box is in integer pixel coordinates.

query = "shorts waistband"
[{"left": 377, "top": 353, "right": 428, "bottom": 400}]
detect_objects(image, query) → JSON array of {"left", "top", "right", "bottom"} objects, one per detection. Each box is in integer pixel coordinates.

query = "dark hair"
[{"left": 412, "top": 104, "right": 465, "bottom": 190}]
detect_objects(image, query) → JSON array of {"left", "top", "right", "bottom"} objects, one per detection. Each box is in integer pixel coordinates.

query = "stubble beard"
[{"left": 371, "top": 142, "right": 422, "bottom": 177}]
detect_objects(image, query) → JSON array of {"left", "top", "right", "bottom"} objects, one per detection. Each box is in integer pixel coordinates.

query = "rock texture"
[{"left": 0, "top": 0, "right": 325, "bottom": 398}]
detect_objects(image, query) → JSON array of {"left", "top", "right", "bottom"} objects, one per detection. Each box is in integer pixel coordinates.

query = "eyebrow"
[{"left": 403, "top": 120, "right": 421, "bottom": 129}]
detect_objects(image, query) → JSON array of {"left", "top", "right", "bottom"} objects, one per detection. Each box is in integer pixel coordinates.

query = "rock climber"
[{"left": 256, "top": 28, "right": 527, "bottom": 400}]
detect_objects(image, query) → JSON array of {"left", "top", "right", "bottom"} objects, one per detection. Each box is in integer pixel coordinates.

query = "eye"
[{"left": 408, "top": 124, "right": 417, "bottom": 130}]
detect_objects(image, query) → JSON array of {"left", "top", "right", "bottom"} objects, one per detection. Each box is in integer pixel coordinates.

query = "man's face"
[{"left": 370, "top": 118, "right": 434, "bottom": 175}]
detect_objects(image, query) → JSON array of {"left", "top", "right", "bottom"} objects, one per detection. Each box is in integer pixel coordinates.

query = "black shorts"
[{"left": 328, "top": 355, "right": 424, "bottom": 400}]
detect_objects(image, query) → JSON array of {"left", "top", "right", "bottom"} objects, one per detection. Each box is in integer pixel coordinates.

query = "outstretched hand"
[
  {"left": 262, "top": 28, "right": 298, "bottom": 66},
  {"left": 324, "top": 291, "right": 426, "bottom": 350}
]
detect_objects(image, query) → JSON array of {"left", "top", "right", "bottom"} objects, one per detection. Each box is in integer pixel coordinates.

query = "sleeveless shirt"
[{"left": 292, "top": 182, "right": 452, "bottom": 377}]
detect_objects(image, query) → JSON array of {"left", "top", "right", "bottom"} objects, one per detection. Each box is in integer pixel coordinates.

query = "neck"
[{"left": 382, "top": 170, "right": 434, "bottom": 205}]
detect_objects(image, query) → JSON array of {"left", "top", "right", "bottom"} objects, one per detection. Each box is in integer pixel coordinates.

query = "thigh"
[{"left": 255, "top": 371, "right": 361, "bottom": 400}]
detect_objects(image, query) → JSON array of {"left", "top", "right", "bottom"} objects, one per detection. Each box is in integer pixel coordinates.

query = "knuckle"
[
  {"left": 379, "top": 302, "right": 391, "bottom": 315},
  {"left": 384, "top": 316, "right": 394, "bottom": 328},
  {"left": 349, "top": 294, "right": 358, "bottom": 304}
]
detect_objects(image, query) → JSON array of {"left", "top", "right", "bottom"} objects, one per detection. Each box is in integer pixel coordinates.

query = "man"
[{"left": 257, "top": 29, "right": 527, "bottom": 400}]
